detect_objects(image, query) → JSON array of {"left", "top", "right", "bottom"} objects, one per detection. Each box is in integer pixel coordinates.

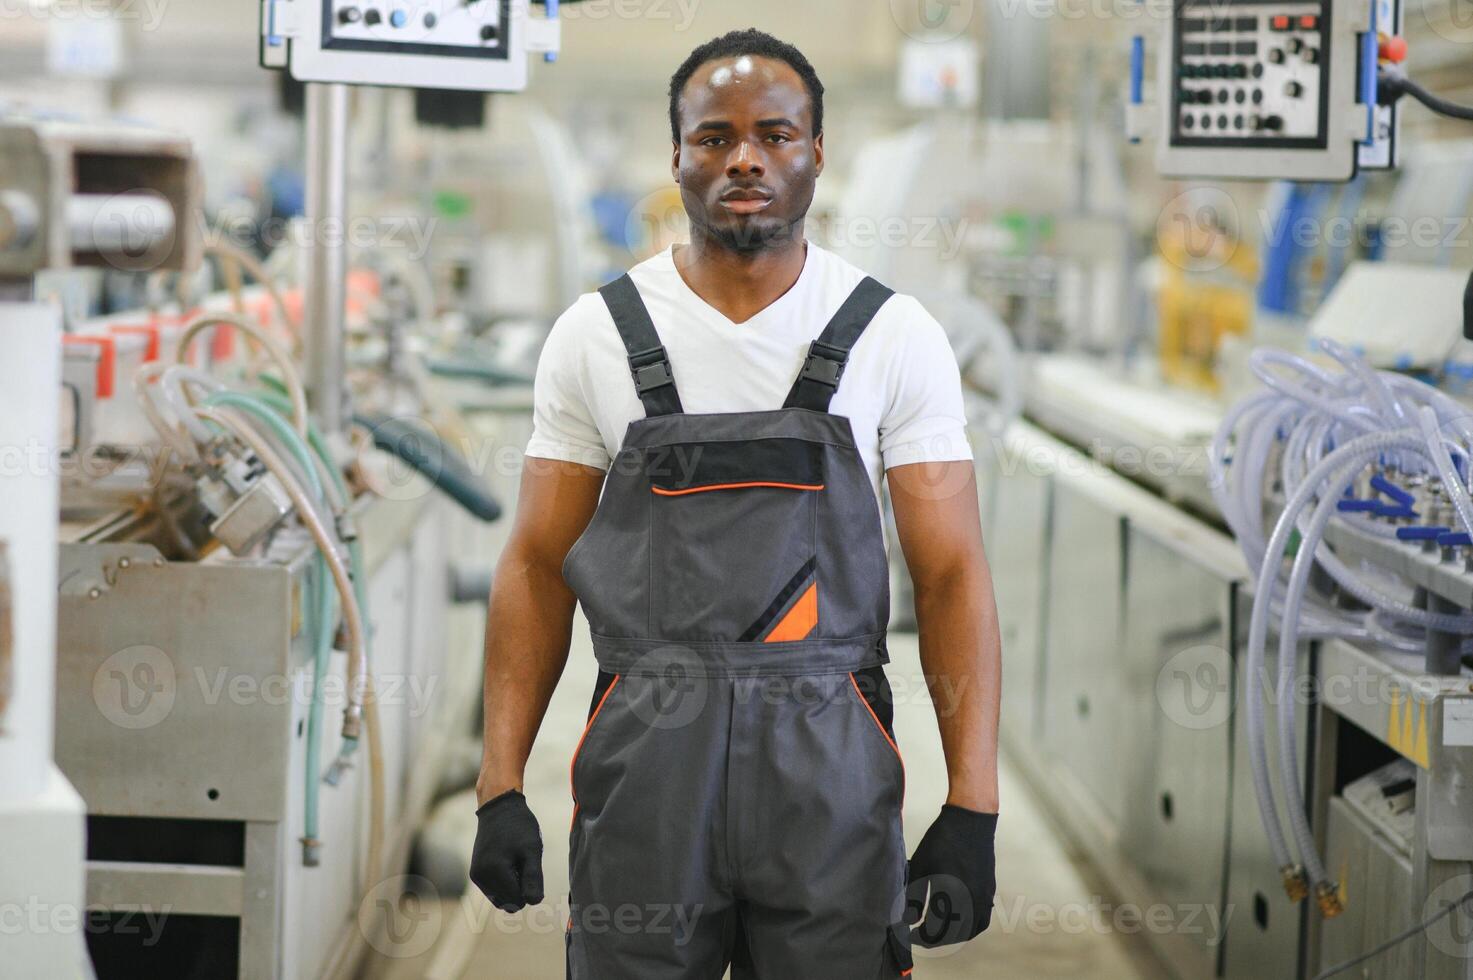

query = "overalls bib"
[{"left": 562, "top": 273, "right": 913, "bottom": 979}]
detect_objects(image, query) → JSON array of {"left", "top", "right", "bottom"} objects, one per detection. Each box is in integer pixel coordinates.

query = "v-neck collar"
[{"left": 664, "top": 242, "right": 815, "bottom": 328}]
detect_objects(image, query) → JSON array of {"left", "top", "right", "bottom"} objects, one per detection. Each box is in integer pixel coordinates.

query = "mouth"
[{"left": 719, "top": 188, "right": 774, "bottom": 215}]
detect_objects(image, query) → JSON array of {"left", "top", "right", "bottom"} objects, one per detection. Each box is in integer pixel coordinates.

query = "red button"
[
  {"left": 1271, "top": 14, "right": 1290, "bottom": 29},
  {"left": 1299, "top": 14, "right": 1318, "bottom": 29},
  {"left": 1379, "top": 35, "right": 1407, "bottom": 63}
]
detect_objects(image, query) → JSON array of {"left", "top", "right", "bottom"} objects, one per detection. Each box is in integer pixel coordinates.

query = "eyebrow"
[
  {"left": 756, "top": 118, "right": 798, "bottom": 129},
  {"left": 693, "top": 120, "right": 733, "bottom": 133}
]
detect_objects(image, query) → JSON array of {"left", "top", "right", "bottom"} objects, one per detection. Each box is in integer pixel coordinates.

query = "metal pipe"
[{"left": 303, "top": 83, "right": 351, "bottom": 435}]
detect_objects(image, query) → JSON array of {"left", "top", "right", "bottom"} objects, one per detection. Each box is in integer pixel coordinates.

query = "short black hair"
[{"left": 667, "top": 29, "right": 825, "bottom": 142}]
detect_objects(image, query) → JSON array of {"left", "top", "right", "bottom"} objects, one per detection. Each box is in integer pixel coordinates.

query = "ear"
[
  {"left": 670, "top": 139, "right": 681, "bottom": 182},
  {"left": 814, "top": 131, "right": 824, "bottom": 178}
]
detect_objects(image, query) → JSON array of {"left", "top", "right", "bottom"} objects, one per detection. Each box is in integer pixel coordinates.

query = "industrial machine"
[{"left": 1, "top": 0, "right": 568, "bottom": 972}]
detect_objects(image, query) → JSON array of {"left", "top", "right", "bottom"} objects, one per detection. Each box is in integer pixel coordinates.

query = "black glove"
[
  {"left": 905, "top": 805, "right": 998, "bottom": 947},
  {"left": 470, "top": 789, "right": 545, "bottom": 912}
]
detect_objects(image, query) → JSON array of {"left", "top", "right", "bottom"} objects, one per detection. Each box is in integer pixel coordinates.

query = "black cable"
[
  {"left": 1379, "top": 70, "right": 1473, "bottom": 121},
  {"left": 1310, "top": 888, "right": 1473, "bottom": 980}
]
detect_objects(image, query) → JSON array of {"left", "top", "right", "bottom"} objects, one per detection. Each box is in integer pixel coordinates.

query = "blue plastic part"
[
  {"left": 1396, "top": 526, "right": 1449, "bottom": 540},
  {"left": 1438, "top": 532, "right": 1472, "bottom": 547},
  {"left": 1373, "top": 504, "right": 1418, "bottom": 519},
  {"left": 1370, "top": 474, "right": 1415, "bottom": 505},
  {"left": 544, "top": 0, "right": 559, "bottom": 62},
  {"left": 1361, "top": 0, "right": 1378, "bottom": 147},
  {"left": 1338, "top": 499, "right": 1379, "bottom": 512},
  {"left": 390, "top": 8, "right": 407, "bottom": 27},
  {"left": 1130, "top": 36, "right": 1144, "bottom": 105}
]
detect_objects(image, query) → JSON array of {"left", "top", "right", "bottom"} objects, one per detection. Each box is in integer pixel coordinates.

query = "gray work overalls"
[{"left": 562, "top": 273, "right": 914, "bottom": 979}]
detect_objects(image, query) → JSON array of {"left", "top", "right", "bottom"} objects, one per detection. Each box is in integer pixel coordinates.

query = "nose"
[{"left": 726, "top": 140, "right": 764, "bottom": 179}]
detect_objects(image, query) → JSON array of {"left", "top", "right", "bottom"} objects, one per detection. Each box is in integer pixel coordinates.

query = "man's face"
[{"left": 672, "top": 55, "right": 823, "bottom": 254}]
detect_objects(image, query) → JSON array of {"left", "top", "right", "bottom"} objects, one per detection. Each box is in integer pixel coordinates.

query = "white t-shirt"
[{"left": 524, "top": 243, "right": 973, "bottom": 504}]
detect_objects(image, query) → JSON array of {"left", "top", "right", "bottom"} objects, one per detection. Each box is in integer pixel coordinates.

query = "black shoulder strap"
[
  {"left": 783, "top": 277, "right": 895, "bottom": 412},
  {"left": 598, "top": 274, "right": 683, "bottom": 417}
]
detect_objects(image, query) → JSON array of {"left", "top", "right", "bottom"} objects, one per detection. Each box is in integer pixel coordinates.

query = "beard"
[{"left": 696, "top": 213, "right": 805, "bottom": 254}]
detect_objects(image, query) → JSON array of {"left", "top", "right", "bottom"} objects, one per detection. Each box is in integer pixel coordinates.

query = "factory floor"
[{"left": 360, "top": 620, "right": 1173, "bottom": 980}]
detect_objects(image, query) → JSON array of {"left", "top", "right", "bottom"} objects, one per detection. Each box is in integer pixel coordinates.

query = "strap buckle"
[
  {"left": 628, "top": 344, "right": 674, "bottom": 395},
  {"left": 799, "top": 339, "right": 848, "bottom": 388}
]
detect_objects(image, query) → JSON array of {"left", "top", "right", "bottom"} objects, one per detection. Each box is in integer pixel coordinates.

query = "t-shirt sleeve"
[
  {"left": 524, "top": 299, "right": 614, "bottom": 471},
  {"left": 878, "top": 295, "right": 975, "bottom": 471}
]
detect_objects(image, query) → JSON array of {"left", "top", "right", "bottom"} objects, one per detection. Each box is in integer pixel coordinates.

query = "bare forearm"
[
  {"left": 477, "top": 545, "right": 578, "bottom": 804},
  {"left": 913, "top": 565, "right": 1002, "bottom": 813}
]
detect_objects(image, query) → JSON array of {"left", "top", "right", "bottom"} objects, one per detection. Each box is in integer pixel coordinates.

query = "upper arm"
[
  {"left": 508, "top": 296, "right": 614, "bottom": 575},
  {"left": 888, "top": 460, "right": 987, "bottom": 588},
  {"left": 879, "top": 295, "right": 984, "bottom": 583},
  {"left": 877, "top": 296, "right": 974, "bottom": 472},
  {"left": 502, "top": 456, "right": 607, "bottom": 577},
  {"left": 524, "top": 297, "right": 615, "bottom": 472}
]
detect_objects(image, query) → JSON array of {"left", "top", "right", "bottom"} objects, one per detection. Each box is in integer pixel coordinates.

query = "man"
[{"left": 470, "top": 28, "right": 1001, "bottom": 979}]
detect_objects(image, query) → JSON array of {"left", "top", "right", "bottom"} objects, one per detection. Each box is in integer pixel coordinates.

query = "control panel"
[
  {"left": 261, "top": 0, "right": 560, "bottom": 92},
  {"left": 1173, "top": 3, "right": 1327, "bottom": 145},
  {"left": 1129, "top": 0, "right": 1399, "bottom": 182},
  {"left": 325, "top": 0, "right": 508, "bottom": 59}
]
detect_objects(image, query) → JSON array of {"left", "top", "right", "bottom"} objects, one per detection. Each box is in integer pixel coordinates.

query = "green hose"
[{"left": 202, "top": 390, "right": 338, "bottom": 863}]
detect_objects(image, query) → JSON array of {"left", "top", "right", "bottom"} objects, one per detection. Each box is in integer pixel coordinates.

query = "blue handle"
[
  {"left": 1438, "top": 531, "right": 1472, "bottom": 547},
  {"left": 1361, "top": 0, "right": 1378, "bottom": 146},
  {"left": 544, "top": 0, "right": 559, "bottom": 62},
  {"left": 1370, "top": 474, "right": 1415, "bottom": 506},
  {"left": 1374, "top": 504, "right": 1418, "bottom": 519},
  {"left": 1130, "top": 36, "right": 1144, "bottom": 105},
  {"left": 1396, "top": 526, "right": 1449, "bottom": 540},
  {"left": 1338, "top": 499, "right": 1379, "bottom": 512}
]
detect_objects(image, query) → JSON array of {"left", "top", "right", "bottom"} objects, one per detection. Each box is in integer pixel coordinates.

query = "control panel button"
[
  {"left": 1285, "top": 80, "right": 1304, "bottom": 97},
  {"left": 1287, "top": 36, "right": 1304, "bottom": 54},
  {"left": 480, "top": 24, "right": 499, "bottom": 42},
  {"left": 338, "top": 6, "right": 362, "bottom": 23},
  {"left": 1231, "top": 63, "right": 1248, "bottom": 78},
  {"left": 1379, "top": 35, "right": 1408, "bottom": 63},
  {"left": 389, "top": 9, "right": 407, "bottom": 27},
  {"left": 1271, "top": 14, "right": 1291, "bottom": 30},
  {"left": 1299, "top": 14, "right": 1319, "bottom": 29},
  {"left": 1268, "top": 48, "right": 1285, "bottom": 64},
  {"left": 363, "top": 8, "right": 382, "bottom": 25}
]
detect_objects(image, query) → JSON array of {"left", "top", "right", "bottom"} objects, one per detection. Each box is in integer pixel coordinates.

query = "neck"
[{"left": 673, "top": 230, "right": 808, "bottom": 324}]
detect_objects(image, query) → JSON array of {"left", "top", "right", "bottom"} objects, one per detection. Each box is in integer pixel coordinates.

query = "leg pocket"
[{"left": 848, "top": 667, "right": 905, "bottom": 800}]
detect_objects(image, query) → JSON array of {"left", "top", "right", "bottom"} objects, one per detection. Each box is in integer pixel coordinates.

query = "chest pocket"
[{"left": 646, "top": 438, "right": 825, "bottom": 642}]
